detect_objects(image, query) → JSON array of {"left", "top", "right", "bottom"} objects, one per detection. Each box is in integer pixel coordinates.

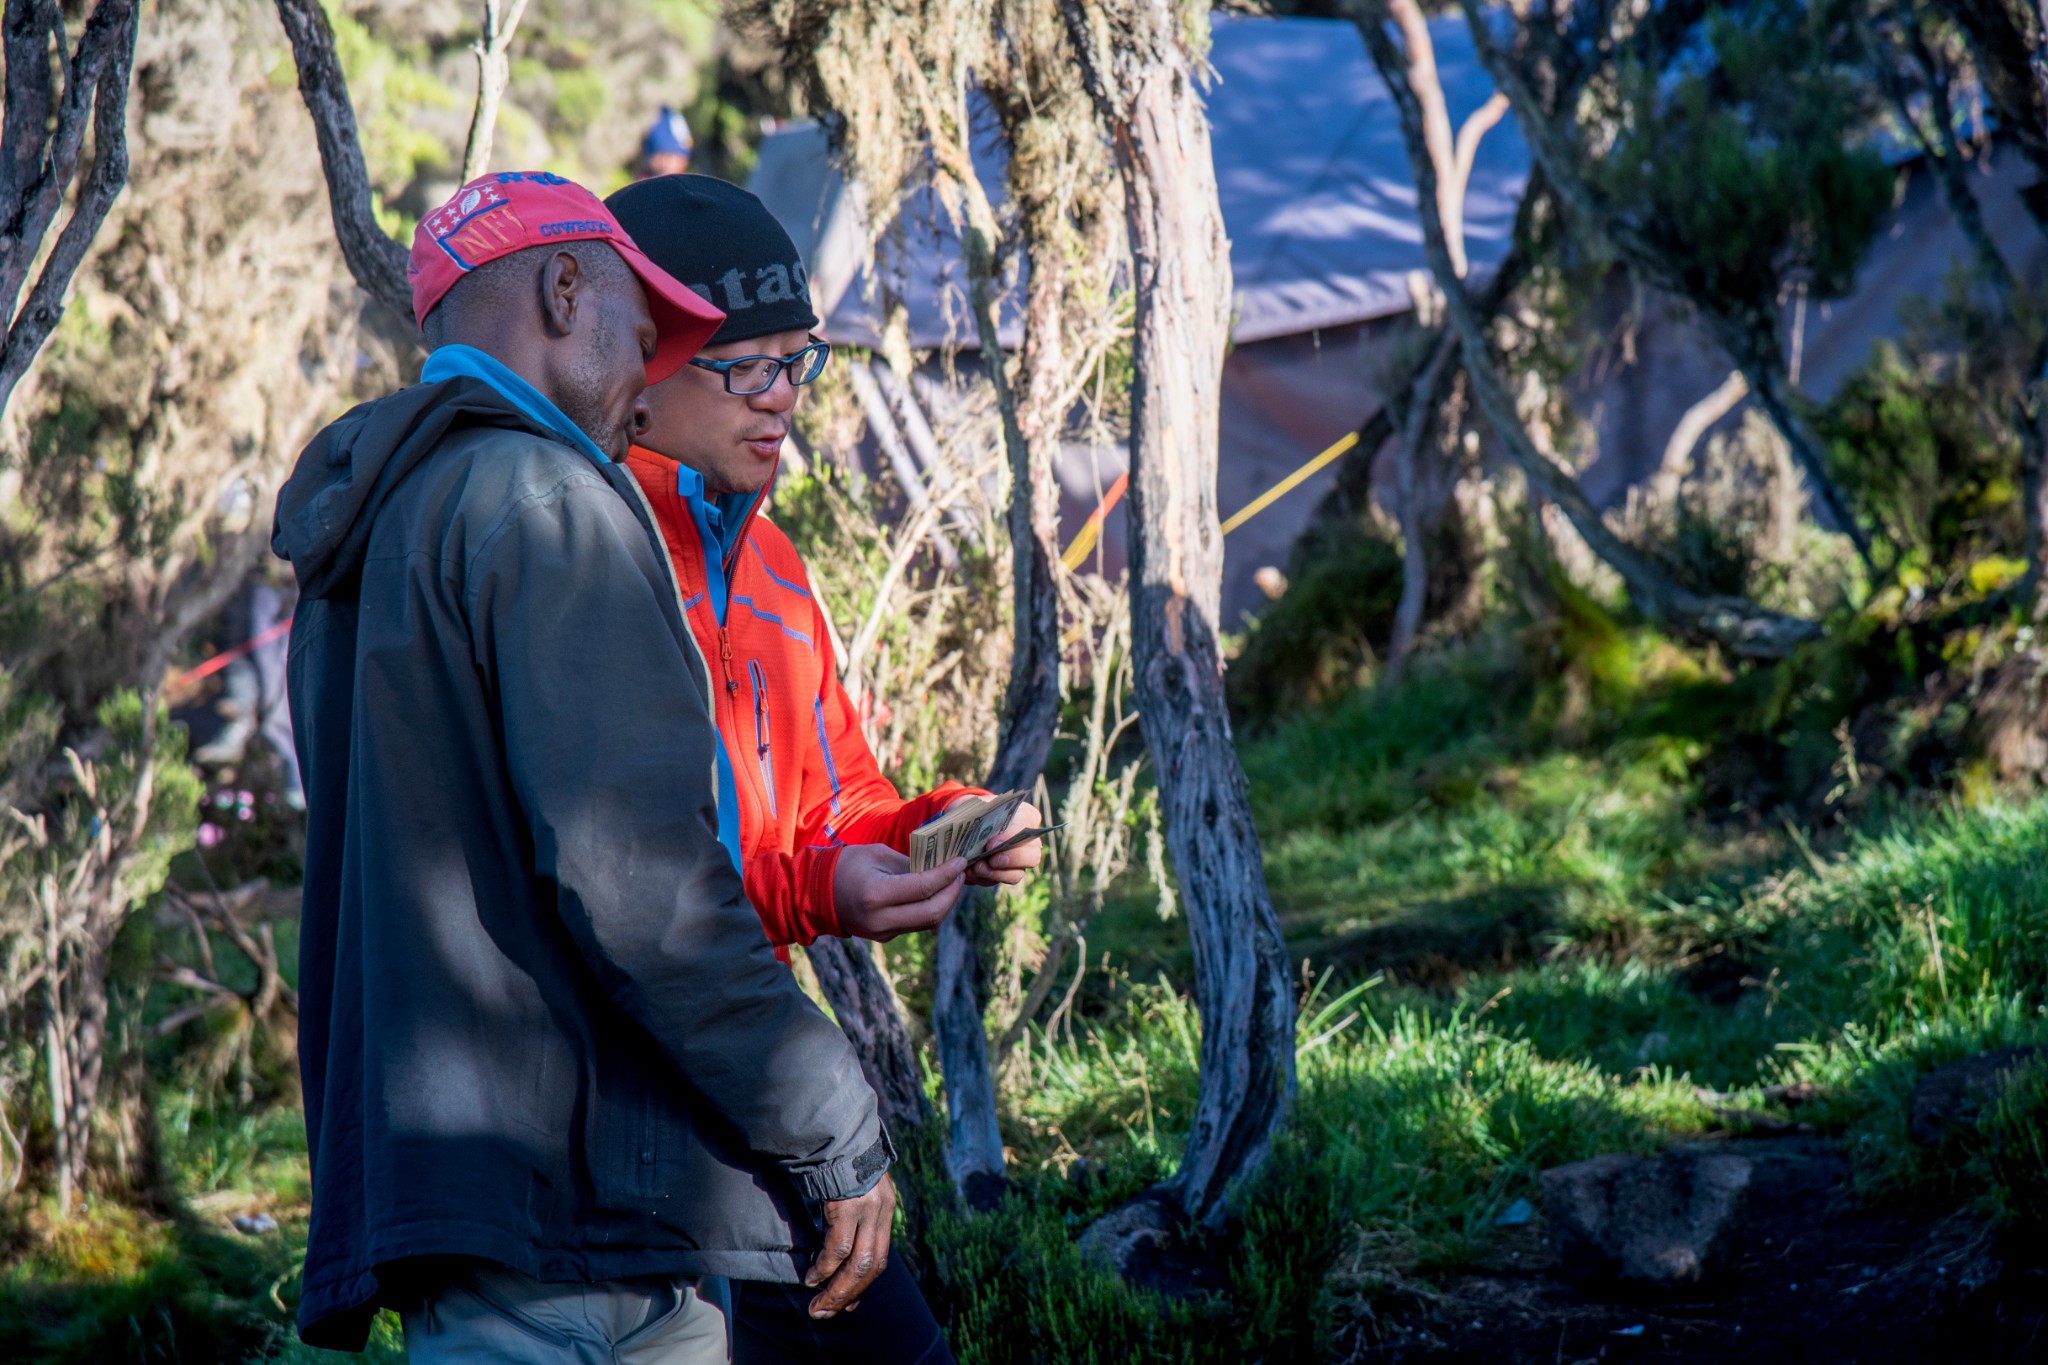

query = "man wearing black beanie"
[{"left": 603, "top": 175, "right": 1045, "bottom": 1364}]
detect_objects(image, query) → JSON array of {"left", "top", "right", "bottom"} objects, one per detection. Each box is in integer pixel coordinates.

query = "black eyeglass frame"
[{"left": 688, "top": 338, "right": 832, "bottom": 396}]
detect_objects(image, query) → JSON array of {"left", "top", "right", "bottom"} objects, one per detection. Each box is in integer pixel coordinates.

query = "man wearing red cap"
[{"left": 275, "top": 172, "right": 915, "bottom": 1362}]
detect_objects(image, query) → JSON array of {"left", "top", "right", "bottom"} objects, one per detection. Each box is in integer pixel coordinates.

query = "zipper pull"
[
  {"left": 718, "top": 627, "right": 738, "bottom": 693},
  {"left": 755, "top": 670, "right": 771, "bottom": 755}
]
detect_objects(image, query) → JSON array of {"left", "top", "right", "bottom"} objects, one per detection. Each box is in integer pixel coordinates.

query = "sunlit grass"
[{"left": 12, "top": 635, "right": 2048, "bottom": 1361}]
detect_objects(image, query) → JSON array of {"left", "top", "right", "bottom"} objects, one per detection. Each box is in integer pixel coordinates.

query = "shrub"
[{"left": 1981, "top": 1059, "right": 2048, "bottom": 1231}]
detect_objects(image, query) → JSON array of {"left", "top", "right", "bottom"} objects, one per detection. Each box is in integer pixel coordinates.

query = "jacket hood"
[{"left": 273, "top": 376, "right": 543, "bottom": 600}]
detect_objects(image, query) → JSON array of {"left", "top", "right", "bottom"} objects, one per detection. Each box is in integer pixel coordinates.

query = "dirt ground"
[{"left": 1353, "top": 1135, "right": 2048, "bottom": 1364}]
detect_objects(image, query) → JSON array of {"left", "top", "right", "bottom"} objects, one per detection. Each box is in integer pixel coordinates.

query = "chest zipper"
[
  {"left": 717, "top": 626, "right": 738, "bottom": 696},
  {"left": 749, "top": 659, "right": 778, "bottom": 818}
]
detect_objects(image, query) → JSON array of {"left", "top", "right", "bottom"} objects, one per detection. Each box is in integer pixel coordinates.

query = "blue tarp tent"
[
  {"left": 748, "top": 12, "right": 2043, "bottom": 622},
  {"left": 750, "top": 13, "right": 1528, "bottom": 350}
]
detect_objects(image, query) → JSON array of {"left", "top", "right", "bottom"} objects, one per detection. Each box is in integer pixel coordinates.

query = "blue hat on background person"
[{"left": 638, "top": 107, "right": 696, "bottom": 163}]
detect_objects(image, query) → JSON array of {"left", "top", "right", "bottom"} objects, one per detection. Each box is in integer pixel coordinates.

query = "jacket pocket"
[{"left": 749, "top": 659, "right": 779, "bottom": 818}]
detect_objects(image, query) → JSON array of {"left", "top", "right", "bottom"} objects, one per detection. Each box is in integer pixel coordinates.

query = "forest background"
[{"left": 1, "top": 0, "right": 2047, "bottom": 1360}]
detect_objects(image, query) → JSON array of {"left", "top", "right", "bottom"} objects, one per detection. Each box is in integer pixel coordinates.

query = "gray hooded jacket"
[{"left": 273, "top": 376, "right": 886, "bottom": 1350}]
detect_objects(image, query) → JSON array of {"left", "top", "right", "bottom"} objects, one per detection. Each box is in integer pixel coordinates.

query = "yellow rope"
[
  {"left": 1218, "top": 428, "right": 1360, "bottom": 537},
  {"left": 1055, "top": 426, "right": 1363, "bottom": 579},
  {"left": 1060, "top": 520, "right": 1104, "bottom": 572}
]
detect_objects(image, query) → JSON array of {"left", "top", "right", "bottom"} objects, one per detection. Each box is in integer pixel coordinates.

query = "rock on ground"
[
  {"left": 1075, "top": 1192, "right": 1228, "bottom": 1301},
  {"left": 1541, "top": 1148, "right": 1752, "bottom": 1288},
  {"left": 1908, "top": 1046, "right": 2046, "bottom": 1146}
]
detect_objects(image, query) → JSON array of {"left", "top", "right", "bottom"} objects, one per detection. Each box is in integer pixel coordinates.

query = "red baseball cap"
[{"left": 408, "top": 171, "right": 724, "bottom": 384}]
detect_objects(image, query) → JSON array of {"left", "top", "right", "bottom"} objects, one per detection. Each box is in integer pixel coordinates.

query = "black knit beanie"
[{"left": 605, "top": 174, "right": 820, "bottom": 347}]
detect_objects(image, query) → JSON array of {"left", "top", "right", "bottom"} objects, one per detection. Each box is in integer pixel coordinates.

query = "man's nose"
[{"left": 750, "top": 371, "right": 801, "bottom": 413}]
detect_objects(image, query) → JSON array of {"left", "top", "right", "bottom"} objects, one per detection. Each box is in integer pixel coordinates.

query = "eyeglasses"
[{"left": 688, "top": 339, "right": 832, "bottom": 396}]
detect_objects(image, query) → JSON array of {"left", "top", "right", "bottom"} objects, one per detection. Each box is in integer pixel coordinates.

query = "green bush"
[
  {"left": 1227, "top": 530, "right": 1404, "bottom": 730},
  {"left": 1981, "top": 1059, "right": 2048, "bottom": 1231}
]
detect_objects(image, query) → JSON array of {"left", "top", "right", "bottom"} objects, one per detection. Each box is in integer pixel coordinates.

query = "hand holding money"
[
  {"left": 910, "top": 791, "right": 1047, "bottom": 887},
  {"left": 833, "top": 845, "right": 967, "bottom": 941}
]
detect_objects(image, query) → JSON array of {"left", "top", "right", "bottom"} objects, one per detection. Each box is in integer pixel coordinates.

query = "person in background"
[
  {"left": 192, "top": 563, "right": 304, "bottom": 809},
  {"left": 274, "top": 171, "right": 906, "bottom": 1364},
  {"left": 638, "top": 105, "right": 694, "bottom": 179},
  {"left": 606, "top": 172, "right": 1045, "bottom": 1365}
]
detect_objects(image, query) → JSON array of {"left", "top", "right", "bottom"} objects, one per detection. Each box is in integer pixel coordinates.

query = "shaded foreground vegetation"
[{"left": 6, "top": 616, "right": 2046, "bottom": 1363}]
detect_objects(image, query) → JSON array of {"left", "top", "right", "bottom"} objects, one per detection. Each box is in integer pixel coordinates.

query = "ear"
[{"left": 539, "top": 249, "right": 582, "bottom": 338}]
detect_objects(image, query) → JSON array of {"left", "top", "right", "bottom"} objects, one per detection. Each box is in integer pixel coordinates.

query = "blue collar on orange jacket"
[
  {"left": 671, "top": 461, "right": 772, "bottom": 628},
  {"left": 670, "top": 460, "right": 770, "bottom": 880}
]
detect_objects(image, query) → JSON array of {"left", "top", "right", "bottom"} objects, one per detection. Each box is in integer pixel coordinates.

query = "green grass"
[{"left": 9, "top": 633, "right": 2048, "bottom": 1361}]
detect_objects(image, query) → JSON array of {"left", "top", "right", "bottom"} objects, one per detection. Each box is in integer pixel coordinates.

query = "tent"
[{"left": 750, "top": 12, "right": 2045, "bottom": 623}]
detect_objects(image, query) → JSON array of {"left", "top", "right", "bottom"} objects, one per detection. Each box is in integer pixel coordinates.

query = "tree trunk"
[
  {"left": 273, "top": 0, "right": 415, "bottom": 326},
  {"left": 1061, "top": 0, "right": 1298, "bottom": 1239},
  {"left": 1360, "top": 7, "right": 1822, "bottom": 660},
  {"left": 929, "top": 224, "right": 1063, "bottom": 1205},
  {"left": 49, "top": 944, "right": 109, "bottom": 1214},
  {"left": 0, "top": 0, "right": 140, "bottom": 420},
  {"left": 919, "top": 51, "right": 1071, "bottom": 1207},
  {"left": 804, "top": 937, "right": 930, "bottom": 1137},
  {"left": 1384, "top": 333, "right": 1458, "bottom": 682}
]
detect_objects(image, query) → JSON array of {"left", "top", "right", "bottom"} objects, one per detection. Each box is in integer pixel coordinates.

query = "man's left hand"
[{"left": 949, "top": 796, "right": 1046, "bottom": 887}]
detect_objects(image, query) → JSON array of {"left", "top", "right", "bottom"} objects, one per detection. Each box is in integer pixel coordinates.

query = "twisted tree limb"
[
  {"left": 1452, "top": 0, "right": 1874, "bottom": 571},
  {"left": 273, "top": 0, "right": 414, "bottom": 325},
  {"left": 906, "top": 54, "right": 1060, "bottom": 1207},
  {"left": 0, "top": 0, "right": 141, "bottom": 419},
  {"left": 1359, "top": 5, "right": 1821, "bottom": 660}
]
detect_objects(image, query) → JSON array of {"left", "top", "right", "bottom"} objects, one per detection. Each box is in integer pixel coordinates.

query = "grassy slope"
[
  {"left": 6, "top": 636, "right": 2046, "bottom": 1362},
  {"left": 918, "top": 637, "right": 2048, "bottom": 1361}
]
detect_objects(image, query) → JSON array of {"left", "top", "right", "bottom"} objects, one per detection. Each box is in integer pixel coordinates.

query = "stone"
[
  {"left": 1908, "top": 1047, "right": 2046, "bottom": 1146},
  {"left": 1076, "top": 1193, "right": 1228, "bottom": 1301},
  {"left": 1540, "top": 1149, "right": 1752, "bottom": 1288}
]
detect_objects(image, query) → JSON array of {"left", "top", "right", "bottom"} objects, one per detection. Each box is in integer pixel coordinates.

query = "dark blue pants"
[{"left": 733, "top": 1258, "right": 954, "bottom": 1364}]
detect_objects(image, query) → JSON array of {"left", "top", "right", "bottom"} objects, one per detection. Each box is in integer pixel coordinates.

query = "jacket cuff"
[
  {"left": 796, "top": 844, "right": 844, "bottom": 941},
  {"left": 794, "top": 1126, "right": 895, "bottom": 1204}
]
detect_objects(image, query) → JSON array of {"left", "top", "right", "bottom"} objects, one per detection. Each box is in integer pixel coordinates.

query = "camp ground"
[{"left": 751, "top": 11, "right": 2048, "bottom": 624}]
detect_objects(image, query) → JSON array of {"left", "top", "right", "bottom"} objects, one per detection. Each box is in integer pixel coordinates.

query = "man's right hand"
[
  {"left": 806, "top": 1172, "right": 897, "bottom": 1317},
  {"left": 832, "top": 845, "right": 966, "bottom": 941}
]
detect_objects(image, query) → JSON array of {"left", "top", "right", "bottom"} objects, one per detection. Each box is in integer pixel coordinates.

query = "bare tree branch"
[
  {"left": 1388, "top": 0, "right": 1465, "bottom": 276},
  {"left": 1452, "top": 0, "right": 1875, "bottom": 571},
  {"left": 1359, "top": 2, "right": 1822, "bottom": 660},
  {"left": 460, "top": 0, "right": 531, "bottom": 184},
  {"left": 1651, "top": 370, "right": 1750, "bottom": 505},
  {"left": 273, "top": 0, "right": 415, "bottom": 326},
  {"left": 0, "top": 0, "right": 140, "bottom": 419}
]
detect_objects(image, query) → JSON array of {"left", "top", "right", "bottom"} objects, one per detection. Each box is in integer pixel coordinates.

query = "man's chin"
[{"left": 708, "top": 456, "right": 777, "bottom": 497}]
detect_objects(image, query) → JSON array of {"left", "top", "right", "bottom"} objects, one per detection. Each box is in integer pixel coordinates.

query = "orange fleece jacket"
[{"left": 625, "top": 446, "right": 984, "bottom": 951}]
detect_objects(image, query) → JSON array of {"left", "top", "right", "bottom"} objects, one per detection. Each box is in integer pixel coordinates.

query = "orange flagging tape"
[
  {"left": 1059, "top": 472, "right": 1128, "bottom": 570},
  {"left": 170, "top": 616, "right": 293, "bottom": 690}
]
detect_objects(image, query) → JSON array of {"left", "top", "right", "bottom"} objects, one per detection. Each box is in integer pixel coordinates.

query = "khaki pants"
[{"left": 401, "top": 1259, "right": 731, "bottom": 1364}]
